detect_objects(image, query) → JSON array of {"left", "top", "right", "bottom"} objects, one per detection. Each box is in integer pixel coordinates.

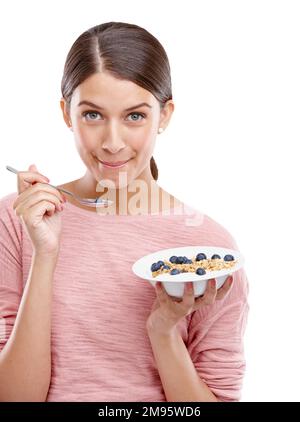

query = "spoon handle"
[
  {"left": 6, "top": 165, "right": 19, "bottom": 175},
  {"left": 6, "top": 165, "right": 112, "bottom": 205},
  {"left": 6, "top": 165, "right": 76, "bottom": 196}
]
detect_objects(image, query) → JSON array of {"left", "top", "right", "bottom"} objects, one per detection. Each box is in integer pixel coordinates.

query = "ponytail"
[{"left": 150, "top": 156, "right": 158, "bottom": 180}]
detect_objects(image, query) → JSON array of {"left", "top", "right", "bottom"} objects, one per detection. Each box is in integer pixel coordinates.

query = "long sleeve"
[
  {"left": 0, "top": 193, "right": 23, "bottom": 353},
  {"left": 186, "top": 266, "right": 249, "bottom": 401}
]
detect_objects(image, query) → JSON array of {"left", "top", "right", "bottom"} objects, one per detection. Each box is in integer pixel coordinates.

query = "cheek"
[
  {"left": 130, "top": 132, "right": 154, "bottom": 155},
  {"left": 74, "top": 128, "right": 96, "bottom": 151},
  {"left": 74, "top": 124, "right": 155, "bottom": 156}
]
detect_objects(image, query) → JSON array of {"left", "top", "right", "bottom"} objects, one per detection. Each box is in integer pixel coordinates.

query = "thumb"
[
  {"left": 27, "top": 163, "right": 49, "bottom": 181},
  {"left": 27, "top": 163, "right": 48, "bottom": 186},
  {"left": 28, "top": 163, "right": 38, "bottom": 171},
  {"left": 150, "top": 298, "right": 160, "bottom": 313}
]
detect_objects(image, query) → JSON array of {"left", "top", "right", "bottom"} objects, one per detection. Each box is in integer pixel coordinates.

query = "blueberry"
[
  {"left": 162, "top": 265, "right": 170, "bottom": 270},
  {"left": 196, "top": 253, "right": 207, "bottom": 261},
  {"left": 170, "top": 268, "right": 180, "bottom": 275},
  {"left": 186, "top": 259, "right": 193, "bottom": 264},
  {"left": 182, "top": 256, "right": 189, "bottom": 263},
  {"left": 224, "top": 254, "right": 234, "bottom": 261},
  {"left": 176, "top": 256, "right": 185, "bottom": 264},
  {"left": 211, "top": 254, "right": 221, "bottom": 259},
  {"left": 169, "top": 256, "right": 178, "bottom": 263},
  {"left": 150, "top": 261, "right": 164, "bottom": 272},
  {"left": 150, "top": 262, "right": 159, "bottom": 272},
  {"left": 196, "top": 268, "right": 206, "bottom": 275}
]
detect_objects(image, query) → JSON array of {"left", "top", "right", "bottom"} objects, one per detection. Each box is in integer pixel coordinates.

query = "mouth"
[{"left": 97, "top": 158, "right": 131, "bottom": 169}]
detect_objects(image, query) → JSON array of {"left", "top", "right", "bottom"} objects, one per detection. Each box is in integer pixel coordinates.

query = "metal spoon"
[{"left": 6, "top": 165, "right": 113, "bottom": 208}]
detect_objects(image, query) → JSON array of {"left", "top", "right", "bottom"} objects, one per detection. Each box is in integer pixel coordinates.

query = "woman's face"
[{"left": 60, "top": 72, "right": 174, "bottom": 189}]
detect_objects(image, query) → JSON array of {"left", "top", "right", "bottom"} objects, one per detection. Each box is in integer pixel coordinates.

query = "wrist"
[
  {"left": 33, "top": 250, "right": 59, "bottom": 263},
  {"left": 146, "top": 323, "right": 178, "bottom": 340}
]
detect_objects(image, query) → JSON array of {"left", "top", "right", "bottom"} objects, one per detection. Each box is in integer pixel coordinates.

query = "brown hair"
[{"left": 61, "top": 21, "right": 173, "bottom": 181}]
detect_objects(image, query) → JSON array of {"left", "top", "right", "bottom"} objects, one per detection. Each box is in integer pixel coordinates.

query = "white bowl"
[{"left": 132, "top": 245, "right": 244, "bottom": 298}]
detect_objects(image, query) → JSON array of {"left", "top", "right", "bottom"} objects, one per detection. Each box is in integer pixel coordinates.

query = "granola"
[{"left": 150, "top": 253, "right": 237, "bottom": 277}]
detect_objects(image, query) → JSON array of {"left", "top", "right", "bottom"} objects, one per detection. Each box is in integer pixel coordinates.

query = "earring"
[{"left": 158, "top": 127, "right": 164, "bottom": 134}]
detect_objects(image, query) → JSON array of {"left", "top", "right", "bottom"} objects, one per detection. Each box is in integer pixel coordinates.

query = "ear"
[
  {"left": 158, "top": 99, "right": 175, "bottom": 131},
  {"left": 60, "top": 97, "right": 72, "bottom": 129}
]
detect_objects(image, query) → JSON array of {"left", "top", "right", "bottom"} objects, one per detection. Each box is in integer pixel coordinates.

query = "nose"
[{"left": 101, "top": 123, "right": 127, "bottom": 154}]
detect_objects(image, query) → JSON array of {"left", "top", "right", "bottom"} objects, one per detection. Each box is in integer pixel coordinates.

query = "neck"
[{"left": 75, "top": 167, "right": 172, "bottom": 215}]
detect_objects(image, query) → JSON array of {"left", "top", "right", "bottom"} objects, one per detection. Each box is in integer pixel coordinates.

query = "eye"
[
  {"left": 82, "top": 111, "right": 101, "bottom": 121},
  {"left": 126, "top": 112, "right": 146, "bottom": 122},
  {"left": 81, "top": 110, "right": 146, "bottom": 122}
]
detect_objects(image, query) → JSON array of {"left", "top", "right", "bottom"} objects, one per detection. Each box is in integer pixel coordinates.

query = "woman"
[{"left": 0, "top": 21, "right": 249, "bottom": 402}]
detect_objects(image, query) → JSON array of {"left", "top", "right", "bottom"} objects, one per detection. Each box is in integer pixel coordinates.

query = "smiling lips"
[{"left": 98, "top": 159, "right": 130, "bottom": 168}]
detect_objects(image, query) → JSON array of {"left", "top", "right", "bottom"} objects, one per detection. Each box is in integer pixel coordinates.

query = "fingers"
[
  {"left": 194, "top": 278, "right": 218, "bottom": 306},
  {"left": 17, "top": 164, "right": 49, "bottom": 194},
  {"left": 23, "top": 200, "right": 57, "bottom": 225},
  {"left": 215, "top": 275, "right": 233, "bottom": 300},
  {"left": 154, "top": 282, "right": 169, "bottom": 305},
  {"left": 155, "top": 281, "right": 196, "bottom": 309},
  {"left": 13, "top": 182, "right": 65, "bottom": 211},
  {"left": 14, "top": 191, "right": 64, "bottom": 217},
  {"left": 154, "top": 276, "right": 234, "bottom": 318},
  {"left": 182, "top": 282, "right": 195, "bottom": 308}
]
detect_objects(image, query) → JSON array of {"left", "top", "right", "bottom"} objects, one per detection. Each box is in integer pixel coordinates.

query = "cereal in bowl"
[{"left": 150, "top": 252, "right": 236, "bottom": 277}]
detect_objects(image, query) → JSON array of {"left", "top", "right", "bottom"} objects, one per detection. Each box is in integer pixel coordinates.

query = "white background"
[{"left": 0, "top": 0, "right": 299, "bottom": 401}]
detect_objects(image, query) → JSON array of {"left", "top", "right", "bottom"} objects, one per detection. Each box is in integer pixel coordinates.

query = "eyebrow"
[{"left": 77, "top": 100, "right": 152, "bottom": 111}]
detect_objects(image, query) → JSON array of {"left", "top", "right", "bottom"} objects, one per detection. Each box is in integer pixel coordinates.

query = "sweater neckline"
[{"left": 63, "top": 199, "right": 194, "bottom": 219}]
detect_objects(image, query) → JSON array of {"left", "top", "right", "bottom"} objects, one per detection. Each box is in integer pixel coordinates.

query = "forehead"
[{"left": 71, "top": 72, "right": 156, "bottom": 109}]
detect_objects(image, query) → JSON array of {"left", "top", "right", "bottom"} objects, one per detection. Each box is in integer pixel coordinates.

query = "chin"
[{"left": 96, "top": 170, "right": 134, "bottom": 190}]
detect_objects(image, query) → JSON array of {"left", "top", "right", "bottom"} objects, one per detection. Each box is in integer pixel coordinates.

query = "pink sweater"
[{"left": 0, "top": 192, "right": 249, "bottom": 402}]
